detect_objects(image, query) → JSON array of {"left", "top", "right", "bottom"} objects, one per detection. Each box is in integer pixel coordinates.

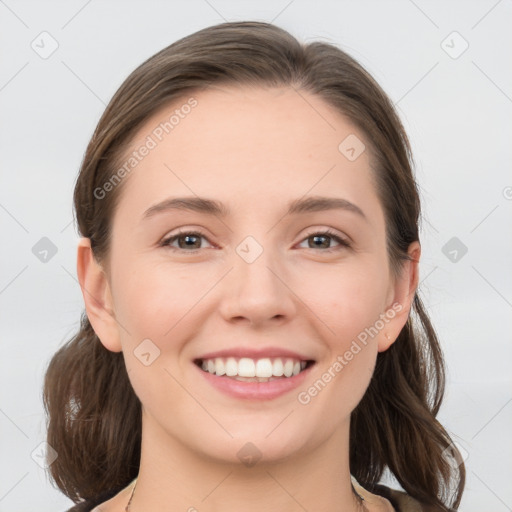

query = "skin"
[{"left": 78, "top": 85, "right": 420, "bottom": 512}]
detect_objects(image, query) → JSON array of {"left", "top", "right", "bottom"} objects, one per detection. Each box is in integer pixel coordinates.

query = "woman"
[{"left": 43, "top": 21, "right": 465, "bottom": 512}]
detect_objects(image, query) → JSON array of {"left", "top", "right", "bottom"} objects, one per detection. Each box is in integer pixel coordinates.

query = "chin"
[{"left": 190, "top": 427, "right": 315, "bottom": 468}]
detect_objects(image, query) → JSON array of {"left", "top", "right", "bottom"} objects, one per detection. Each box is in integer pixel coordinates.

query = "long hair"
[{"left": 43, "top": 21, "right": 465, "bottom": 510}]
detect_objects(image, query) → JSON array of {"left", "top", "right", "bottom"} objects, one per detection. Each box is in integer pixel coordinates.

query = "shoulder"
[
  {"left": 351, "top": 476, "right": 442, "bottom": 512},
  {"left": 371, "top": 483, "right": 444, "bottom": 512}
]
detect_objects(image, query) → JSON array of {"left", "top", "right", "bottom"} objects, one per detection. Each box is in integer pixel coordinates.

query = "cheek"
[
  {"left": 111, "top": 260, "right": 211, "bottom": 340},
  {"left": 301, "top": 269, "right": 384, "bottom": 416},
  {"left": 303, "top": 260, "right": 390, "bottom": 340},
  {"left": 112, "top": 262, "right": 204, "bottom": 409}
]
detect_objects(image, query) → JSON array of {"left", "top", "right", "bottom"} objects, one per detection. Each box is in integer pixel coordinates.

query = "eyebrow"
[{"left": 142, "top": 195, "right": 367, "bottom": 221}]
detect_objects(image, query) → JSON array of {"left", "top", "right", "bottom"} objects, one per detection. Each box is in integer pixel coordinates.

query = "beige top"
[
  {"left": 351, "top": 475, "right": 427, "bottom": 511},
  {"left": 352, "top": 475, "right": 397, "bottom": 511}
]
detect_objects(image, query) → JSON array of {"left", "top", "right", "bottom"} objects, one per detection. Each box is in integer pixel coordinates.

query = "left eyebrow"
[
  {"left": 287, "top": 195, "right": 367, "bottom": 220},
  {"left": 141, "top": 195, "right": 367, "bottom": 222}
]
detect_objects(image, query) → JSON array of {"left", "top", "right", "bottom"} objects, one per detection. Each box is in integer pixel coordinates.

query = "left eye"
[
  {"left": 297, "top": 230, "right": 351, "bottom": 251},
  {"left": 160, "top": 229, "right": 350, "bottom": 252}
]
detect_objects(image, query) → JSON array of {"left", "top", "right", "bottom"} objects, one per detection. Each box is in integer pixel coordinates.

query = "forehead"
[{"left": 111, "top": 85, "right": 383, "bottom": 228}]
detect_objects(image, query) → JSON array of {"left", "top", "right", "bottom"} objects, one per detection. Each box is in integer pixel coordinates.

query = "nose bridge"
[{"left": 220, "top": 234, "right": 295, "bottom": 324}]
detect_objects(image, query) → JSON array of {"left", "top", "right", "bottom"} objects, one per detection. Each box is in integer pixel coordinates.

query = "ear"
[
  {"left": 76, "top": 237, "right": 122, "bottom": 352},
  {"left": 378, "top": 241, "right": 421, "bottom": 352}
]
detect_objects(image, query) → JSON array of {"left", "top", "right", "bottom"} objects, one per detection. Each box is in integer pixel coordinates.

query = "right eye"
[{"left": 160, "top": 230, "right": 213, "bottom": 252}]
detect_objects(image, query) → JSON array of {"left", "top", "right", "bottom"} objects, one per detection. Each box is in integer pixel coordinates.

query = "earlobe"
[
  {"left": 76, "top": 237, "right": 122, "bottom": 352},
  {"left": 378, "top": 241, "right": 421, "bottom": 353},
  {"left": 379, "top": 332, "right": 393, "bottom": 352}
]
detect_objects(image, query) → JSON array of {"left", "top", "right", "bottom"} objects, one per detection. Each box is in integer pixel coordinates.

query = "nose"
[{"left": 218, "top": 244, "right": 297, "bottom": 328}]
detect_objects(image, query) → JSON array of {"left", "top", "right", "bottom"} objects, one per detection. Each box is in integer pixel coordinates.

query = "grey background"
[{"left": 1, "top": 1, "right": 511, "bottom": 511}]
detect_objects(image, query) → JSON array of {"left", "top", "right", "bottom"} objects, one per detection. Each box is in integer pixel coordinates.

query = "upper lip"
[{"left": 195, "top": 347, "right": 315, "bottom": 361}]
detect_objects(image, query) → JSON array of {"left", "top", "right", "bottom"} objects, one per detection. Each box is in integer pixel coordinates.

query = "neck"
[{"left": 127, "top": 415, "right": 365, "bottom": 512}]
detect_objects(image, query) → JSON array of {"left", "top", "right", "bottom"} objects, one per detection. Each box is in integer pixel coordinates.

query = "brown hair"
[{"left": 43, "top": 21, "right": 465, "bottom": 510}]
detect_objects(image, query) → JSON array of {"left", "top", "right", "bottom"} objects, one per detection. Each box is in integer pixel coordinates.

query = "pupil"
[
  {"left": 181, "top": 235, "right": 199, "bottom": 249},
  {"left": 312, "top": 235, "right": 328, "bottom": 248}
]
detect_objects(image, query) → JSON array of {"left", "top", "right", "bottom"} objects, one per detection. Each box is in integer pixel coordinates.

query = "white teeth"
[
  {"left": 256, "top": 358, "right": 273, "bottom": 378},
  {"left": 238, "top": 358, "right": 256, "bottom": 377},
  {"left": 199, "top": 356, "right": 310, "bottom": 379},
  {"left": 272, "top": 358, "right": 284, "bottom": 376},
  {"left": 225, "top": 357, "right": 237, "bottom": 377},
  {"left": 215, "top": 358, "right": 225, "bottom": 376},
  {"left": 283, "top": 359, "right": 294, "bottom": 377}
]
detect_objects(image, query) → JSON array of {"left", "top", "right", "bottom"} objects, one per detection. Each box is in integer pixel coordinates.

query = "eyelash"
[{"left": 159, "top": 228, "right": 351, "bottom": 254}]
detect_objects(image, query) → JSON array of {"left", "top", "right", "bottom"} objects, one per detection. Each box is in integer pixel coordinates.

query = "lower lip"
[{"left": 195, "top": 363, "right": 313, "bottom": 400}]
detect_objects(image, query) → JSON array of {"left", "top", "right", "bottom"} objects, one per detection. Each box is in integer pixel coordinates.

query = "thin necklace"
[
  {"left": 125, "top": 479, "right": 136, "bottom": 512},
  {"left": 125, "top": 478, "right": 368, "bottom": 511},
  {"left": 124, "top": 479, "right": 137, "bottom": 512}
]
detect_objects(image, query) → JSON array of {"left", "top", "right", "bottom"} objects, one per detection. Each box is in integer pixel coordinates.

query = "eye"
[
  {"left": 297, "top": 229, "right": 351, "bottom": 252},
  {"left": 160, "top": 230, "right": 212, "bottom": 252}
]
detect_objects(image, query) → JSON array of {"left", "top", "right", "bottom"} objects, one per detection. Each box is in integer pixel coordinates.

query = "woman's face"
[{"left": 84, "top": 85, "right": 417, "bottom": 465}]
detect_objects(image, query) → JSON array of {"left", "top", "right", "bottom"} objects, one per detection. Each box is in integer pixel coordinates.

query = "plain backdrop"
[{"left": 1, "top": 1, "right": 511, "bottom": 511}]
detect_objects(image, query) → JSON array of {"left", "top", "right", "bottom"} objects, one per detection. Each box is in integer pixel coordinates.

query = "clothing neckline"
[{"left": 83, "top": 475, "right": 431, "bottom": 512}]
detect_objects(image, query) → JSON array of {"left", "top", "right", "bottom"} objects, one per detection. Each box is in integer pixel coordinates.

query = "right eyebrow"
[{"left": 142, "top": 196, "right": 229, "bottom": 219}]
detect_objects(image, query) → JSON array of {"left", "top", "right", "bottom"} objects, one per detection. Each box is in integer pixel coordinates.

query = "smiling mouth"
[{"left": 194, "top": 357, "right": 315, "bottom": 383}]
